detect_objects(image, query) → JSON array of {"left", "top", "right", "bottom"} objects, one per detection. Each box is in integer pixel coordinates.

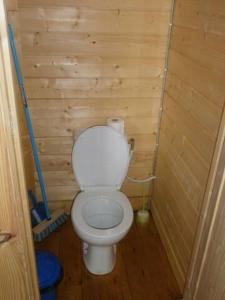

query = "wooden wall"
[
  {"left": 6, "top": 0, "right": 35, "bottom": 193},
  {"left": 152, "top": 0, "right": 225, "bottom": 291},
  {"left": 14, "top": 0, "right": 172, "bottom": 212},
  {"left": 183, "top": 99, "right": 225, "bottom": 300},
  {"left": 0, "top": 1, "right": 38, "bottom": 297},
  {"left": 191, "top": 139, "right": 225, "bottom": 300}
]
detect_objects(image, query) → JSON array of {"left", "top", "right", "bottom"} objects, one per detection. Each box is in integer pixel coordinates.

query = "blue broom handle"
[{"left": 8, "top": 24, "right": 51, "bottom": 220}]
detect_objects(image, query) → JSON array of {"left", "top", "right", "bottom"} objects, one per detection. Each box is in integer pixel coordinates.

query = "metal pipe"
[{"left": 149, "top": 0, "right": 176, "bottom": 205}]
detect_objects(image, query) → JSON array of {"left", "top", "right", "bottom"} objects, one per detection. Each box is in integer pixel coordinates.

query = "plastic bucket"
[{"left": 36, "top": 251, "right": 62, "bottom": 300}]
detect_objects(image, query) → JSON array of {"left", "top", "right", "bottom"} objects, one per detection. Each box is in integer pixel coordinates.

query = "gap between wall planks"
[
  {"left": 152, "top": 0, "right": 225, "bottom": 292},
  {"left": 10, "top": 0, "right": 174, "bottom": 212}
]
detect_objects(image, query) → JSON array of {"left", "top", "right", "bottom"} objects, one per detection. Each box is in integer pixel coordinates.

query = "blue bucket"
[{"left": 36, "top": 251, "right": 62, "bottom": 300}]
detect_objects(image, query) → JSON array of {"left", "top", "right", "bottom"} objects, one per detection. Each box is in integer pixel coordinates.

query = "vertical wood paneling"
[
  {"left": 152, "top": 0, "right": 225, "bottom": 291},
  {"left": 184, "top": 105, "right": 225, "bottom": 300},
  {"left": 194, "top": 169, "right": 225, "bottom": 300},
  {"left": 15, "top": 0, "right": 172, "bottom": 210}
]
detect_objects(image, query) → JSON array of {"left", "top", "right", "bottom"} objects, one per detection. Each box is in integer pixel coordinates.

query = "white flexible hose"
[
  {"left": 126, "top": 175, "right": 156, "bottom": 183},
  {"left": 127, "top": 150, "right": 156, "bottom": 183}
]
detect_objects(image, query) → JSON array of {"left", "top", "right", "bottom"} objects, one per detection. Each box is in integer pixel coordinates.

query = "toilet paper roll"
[{"left": 107, "top": 118, "right": 124, "bottom": 135}]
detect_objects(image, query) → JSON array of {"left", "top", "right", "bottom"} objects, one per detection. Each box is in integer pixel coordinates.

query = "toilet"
[{"left": 71, "top": 125, "right": 133, "bottom": 275}]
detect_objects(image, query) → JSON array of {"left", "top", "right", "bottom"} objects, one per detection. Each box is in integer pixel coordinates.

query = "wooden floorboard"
[{"left": 36, "top": 214, "right": 182, "bottom": 300}]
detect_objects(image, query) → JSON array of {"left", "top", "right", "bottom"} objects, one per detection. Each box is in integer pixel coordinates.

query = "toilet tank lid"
[{"left": 72, "top": 126, "right": 130, "bottom": 190}]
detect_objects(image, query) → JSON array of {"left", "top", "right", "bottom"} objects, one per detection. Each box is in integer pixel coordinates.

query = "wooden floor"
[{"left": 36, "top": 214, "right": 182, "bottom": 300}]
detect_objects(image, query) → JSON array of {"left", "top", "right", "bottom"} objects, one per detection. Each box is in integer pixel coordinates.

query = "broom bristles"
[{"left": 33, "top": 209, "right": 68, "bottom": 242}]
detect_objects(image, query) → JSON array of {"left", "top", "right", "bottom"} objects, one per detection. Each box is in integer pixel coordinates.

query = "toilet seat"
[
  {"left": 72, "top": 126, "right": 130, "bottom": 190},
  {"left": 71, "top": 190, "right": 133, "bottom": 246}
]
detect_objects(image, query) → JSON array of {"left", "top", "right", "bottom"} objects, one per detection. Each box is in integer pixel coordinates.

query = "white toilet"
[{"left": 71, "top": 125, "right": 133, "bottom": 275}]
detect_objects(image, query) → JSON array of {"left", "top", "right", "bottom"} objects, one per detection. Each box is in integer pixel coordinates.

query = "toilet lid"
[{"left": 72, "top": 126, "right": 130, "bottom": 190}]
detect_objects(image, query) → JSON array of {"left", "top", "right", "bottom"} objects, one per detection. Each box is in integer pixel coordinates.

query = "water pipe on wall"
[
  {"left": 151, "top": 0, "right": 176, "bottom": 178},
  {"left": 127, "top": 138, "right": 156, "bottom": 183},
  {"left": 126, "top": 0, "right": 176, "bottom": 223}
]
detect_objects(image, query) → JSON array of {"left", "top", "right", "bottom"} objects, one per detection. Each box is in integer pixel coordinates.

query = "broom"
[{"left": 8, "top": 24, "right": 68, "bottom": 242}]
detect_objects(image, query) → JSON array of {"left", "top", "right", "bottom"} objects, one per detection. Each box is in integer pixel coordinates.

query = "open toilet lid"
[{"left": 72, "top": 126, "right": 130, "bottom": 190}]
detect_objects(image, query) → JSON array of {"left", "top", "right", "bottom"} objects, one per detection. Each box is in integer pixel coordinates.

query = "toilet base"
[{"left": 83, "top": 242, "right": 117, "bottom": 275}]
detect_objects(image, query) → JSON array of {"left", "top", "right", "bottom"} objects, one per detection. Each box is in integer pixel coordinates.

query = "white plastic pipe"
[
  {"left": 126, "top": 175, "right": 156, "bottom": 183},
  {"left": 127, "top": 150, "right": 156, "bottom": 183}
]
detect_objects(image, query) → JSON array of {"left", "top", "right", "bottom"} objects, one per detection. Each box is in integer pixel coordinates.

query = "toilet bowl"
[
  {"left": 72, "top": 190, "right": 133, "bottom": 274},
  {"left": 71, "top": 126, "right": 133, "bottom": 275}
]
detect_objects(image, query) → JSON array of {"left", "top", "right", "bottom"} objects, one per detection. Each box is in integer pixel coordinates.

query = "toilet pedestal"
[{"left": 83, "top": 242, "right": 116, "bottom": 275}]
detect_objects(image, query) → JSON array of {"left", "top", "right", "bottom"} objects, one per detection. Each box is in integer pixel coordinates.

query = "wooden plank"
[
  {"left": 154, "top": 166, "right": 197, "bottom": 252},
  {"left": 184, "top": 97, "right": 225, "bottom": 300},
  {"left": 39, "top": 154, "right": 72, "bottom": 171},
  {"left": 121, "top": 234, "right": 160, "bottom": 299},
  {"left": 160, "top": 114, "right": 210, "bottom": 187},
  {"left": 134, "top": 226, "right": 182, "bottom": 300},
  {"left": 194, "top": 176, "right": 225, "bottom": 300},
  {"left": 38, "top": 195, "right": 152, "bottom": 212},
  {"left": 158, "top": 137, "right": 206, "bottom": 213},
  {"left": 36, "top": 137, "right": 73, "bottom": 155},
  {"left": 39, "top": 167, "right": 152, "bottom": 187},
  {"left": 37, "top": 171, "right": 75, "bottom": 186},
  {"left": 32, "top": 117, "right": 158, "bottom": 137},
  {"left": 18, "top": 0, "right": 173, "bottom": 11},
  {"left": 170, "top": 26, "right": 225, "bottom": 75},
  {"left": 23, "top": 56, "right": 164, "bottom": 79},
  {"left": 152, "top": 202, "right": 186, "bottom": 291},
  {"left": 36, "top": 133, "right": 156, "bottom": 155},
  {"left": 47, "top": 197, "right": 147, "bottom": 213},
  {"left": 170, "top": 25, "right": 225, "bottom": 58},
  {"left": 17, "top": 8, "right": 170, "bottom": 35},
  {"left": 37, "top": 215, "right": 180, "bottom": 299},
  {"left": 0, "top": 0, "right": 39, "bottom": 297},
  {"left": 38, "top": 151, "right": 154, "bottom": 171},
  {"left": 35, "top": 182, "right": 152, "bottom": 201},
  {"left": 21, "top": 32, "right": 167, "bottom": 57},
  {"left": 157, "top": 147, "right": 203, "bottom": 216},
  {"left": 164, "top": 93, "right": 215, "bottom": 163},
  {"left": 166, "top": 72, "right": 222, "bottom": 138},
  {"left": 58, "top": 222, "right": 83, "bottom": 300},
  {"left": 152, "top": 0, "right": 225, "bottom": 292},
  {"left": 48, "top": 200, "right": 73, "bottom": 214},
  {"left": 5, "top": 0, "right": 18, "bottom": 11},
  {"left": 20, "top": 136, "right": 35, "bottom": 192},
  {"left": 168, "top": 49, "right": 225, "bottom": 108},
  {"left": 25, "top": 78, "right": 162, "bottom": 99},
  {"left": 173, "top": 0, "right": 225, "bottom": 35},
  {"left": 152, "top": 183, "right": 191, "bottom": 279},
  {"left": 29, "top": 98, "right": 160, "bottom": 119}
]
